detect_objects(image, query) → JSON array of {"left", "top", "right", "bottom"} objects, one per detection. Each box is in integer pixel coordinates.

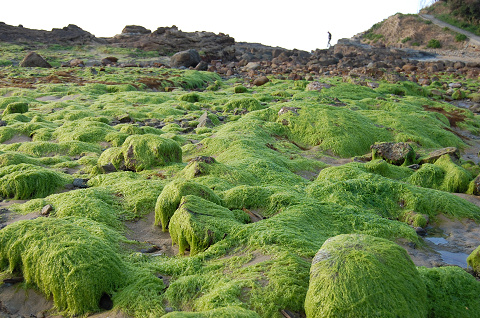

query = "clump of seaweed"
[
  {"left": 98, "top": 134, "right": 182, "bottom": 172},
  {"left": 169, "top": 195, "right": 244, "bottom": 255},
  {"left": 418, "top": 266, "right": 480, "bottom": 317},
  {"left": 0, "top": 217, "right": 127, "bottom": 315},
  {"left": 305, "top": 234, "right": 427, "bottom": 318},
  {"left": 155, "top": 179, "right": 221, "bottom": 231},
  {"left": 0, "top": 163, "right": 72, "bottom": 199}
]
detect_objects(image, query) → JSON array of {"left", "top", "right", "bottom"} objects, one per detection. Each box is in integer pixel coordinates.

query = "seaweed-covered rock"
[
  {"left": 420, "top": 147, "right": 460, "bottom": 164},
  {"left": 169, "top": 195, "right": 241, "bottom": 255},
  {"left": 0, "top": 163, "right": 72, "bottom": 199},
  {"left": 2, "top": 102, "right": 29, "bottom": 115},
  {"left": 122, "top": 134, "right": 182, "bottom": 171},
  {"left": 0, "top": 217, "right": 127, "bottom": 315},
  {"left": 162, "top": 306, "right": 260, "bottom": 317},
  {"left": 467, "top": 245, "right": 480, "bottom": 274},
  {"left": 419, "top": 266, "right": 480, "bottom": 317},
  {"left": 224, "top": 97, "right": 264, "bottom": 112},
  {"left": 408, "top": 154, "right": 472, "bottom": 193},
  {"left": 155, "top": 179, "right": 222, "bottom": 231},
  {"left": 305, "top": 234, "right": 427, "bottom": 318},
  {"left": 98, "top": 134, "right": 182, "bottom": 172},
  {"left": 371, "top": 142, "right": 415, "bottom": 166}
]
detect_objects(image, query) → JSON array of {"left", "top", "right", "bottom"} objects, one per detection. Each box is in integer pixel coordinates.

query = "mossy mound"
[
  {"left": 0, "top": 217, "right": 127, "bottom": 315},
  {"left": 155, "top": 179, "right": 222, "bottom": 231},
  {"left": 408, "top": 154, "right": 472, "bottom": 192},
  {"left": 309, "top": 162, "right": 480, "bottom": 221},
  {"left": 305, "top": 234, "right": 426, "bottom": 318},
  {"left": 467, "top": 245, "right": 480, "bottom": 274},
  {"left": 162, "top": 306, "right": 260, "bottom": 317},
  {"left": 169, "top": 195, "right": 242, "bottom": 255},
  {"left": 98, "top": 134, "right": 182, "bottom": 172},
  {"left": 45, "top": 188, "right": 124, "bottom": 228},
  {"left": 224, "top": 97, "right": 264, "bottom": 112},
  {"left": 278, "top": 104, "right": 391, "bottom": 157},
  {"left": 418, "top": 266, "right": 480, "bottom": 318},
  {"left": 2, "top": 102, "right": 29, "bottom": 115},
  {"left": 0, "top": 163, "right": 72, "bottom": 199},
  {"left": 53, "top": 120, "right": 116, "bottom": 143}
]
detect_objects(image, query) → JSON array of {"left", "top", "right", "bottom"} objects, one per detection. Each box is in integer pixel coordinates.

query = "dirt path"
[{"left": 419, "top": 14, "right": 480, "bottom": 47}]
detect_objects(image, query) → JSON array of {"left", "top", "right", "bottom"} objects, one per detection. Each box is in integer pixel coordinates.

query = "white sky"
[{"left": 1, "top": 0, "right": 429, "bottom": 51}]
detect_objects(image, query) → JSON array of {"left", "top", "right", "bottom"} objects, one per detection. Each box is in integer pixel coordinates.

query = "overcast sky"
[{"left": 1, "top": 0, "right": 431, "bottom": 51}]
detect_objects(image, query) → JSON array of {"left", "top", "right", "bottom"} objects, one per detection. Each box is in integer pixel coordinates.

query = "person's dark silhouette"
[{"left": 327, "top": 31, "right": 332, "bottom": 48}]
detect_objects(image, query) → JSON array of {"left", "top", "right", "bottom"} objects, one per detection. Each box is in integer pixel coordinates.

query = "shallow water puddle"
[{"left": 437, "top": 250, "right": 470, "bottom": 268}]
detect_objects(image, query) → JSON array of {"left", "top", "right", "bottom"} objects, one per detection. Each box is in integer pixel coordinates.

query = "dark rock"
[
  {"left": 40, "top": 204, "right": 53, "bottom": 216},
  {"left": 0, "top": 23, "right": 102, "bottom": 46},
  {"left": 371, "top": 142, "right": 415, "bottom": 166},
  {"left": 189, "top": 156, "right": 216, "bottom": 164},
  {"left": 407, "top": 164, "right": 421, "bottom": 170},
  {"left": 73, "top": 178, "right": 88, "bottom": 188},
  {"left": 141, "top": 245, "right": 161, "bottom": 253},
  {"left": 194, "top": 61, "right": 208, "bottom": 71},
  {"left": 122, "top": 25, "right": 151, "bottom": 35},
  {"left": 170, "top": 49, "right": 201, "bottom": 68},
  {"left": 415, "top": 227, "right": 427, "bottom": 236},
  {"left": 102, "top": 163, "right": 117, "bottom": 173},
  {"left": 64, "top": 184, "right": 75, "bottom": 190},
  {"left": 19, "top": 52, "right": 52, "bottom": 68},
  {"left": 118, "top": 114, "right": 132, "bottom": 123},
  {"left": 101, "top": 56, "right": 118, "bottom": 65}
]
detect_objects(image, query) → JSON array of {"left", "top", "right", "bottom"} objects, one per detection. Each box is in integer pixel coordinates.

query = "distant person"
[{"left": 327, "top": 31, "right": 332, "bottom": 48}]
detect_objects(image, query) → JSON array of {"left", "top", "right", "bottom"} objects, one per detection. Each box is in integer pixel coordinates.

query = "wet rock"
[
  {"left": 73, "top": 178, "right": 88, "bottom": 188},
  {"left": 371, "top": 142, "right": 415, "bottom": 166},
  {"left": 420, "top": 147, "right": 459, "bottom": 164},
  {"left": 19, "top": 52, "right": 52, "bottom": 68},
  {"left": 415, "top": 227, "right": 427, "bottom": 236},
  {"left": 189, "top": 156, "right": 216, "bottom": 164},
  {"left": 40, "top": 204, "right": 53, "bottom": 216},
  {"left": 170, "top": 49, "right": 201, "bottom": 68},
  {"left": 118, "top": 114, "right": 132, "bottom": 123},
  {"left": 253, "top": 76, "right": 269, "bottom": 86}
]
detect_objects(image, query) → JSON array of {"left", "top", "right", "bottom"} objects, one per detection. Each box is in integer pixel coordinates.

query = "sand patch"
[
  {"left": 2, "top": 134, "right": 32, "bottom": 145},
  {"left": 124, "top": 210, "right": 178, "bottom": 256},
  {"left": 242, "top": 251, "right": 272, "bottom": 268},
  {"left": 35, "top": 94, "right": 82, "bottom": 102},
  {"left": 0, "top": 284, "right": 55, "bottom": 318}
]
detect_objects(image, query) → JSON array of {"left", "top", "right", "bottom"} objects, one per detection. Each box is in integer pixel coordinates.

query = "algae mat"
[{"left": 0, "top": 62, "right": 480, "bottom": 318}]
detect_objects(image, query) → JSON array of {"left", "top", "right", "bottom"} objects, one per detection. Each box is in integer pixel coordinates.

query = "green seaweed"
[
  {"left": 0, "top": 217, "right": 127, "bottom": 315},
  {"left": 0, "top": 163, "right": 72, "bottom": 199},
  {"left": 467, "top": 245, "right": 480, "bottom": 273},
  {"left": 305, "top": 234, "right": 427, "bottom": 318},
  {"left": 155, "top": 179, "right": 222, "bottom": 231},
  {"left": 418, "top": 266, "right": 480, "bottom": 318},
  {"left": 169, "top": 195, "right": 242, "bottom": 255}
]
